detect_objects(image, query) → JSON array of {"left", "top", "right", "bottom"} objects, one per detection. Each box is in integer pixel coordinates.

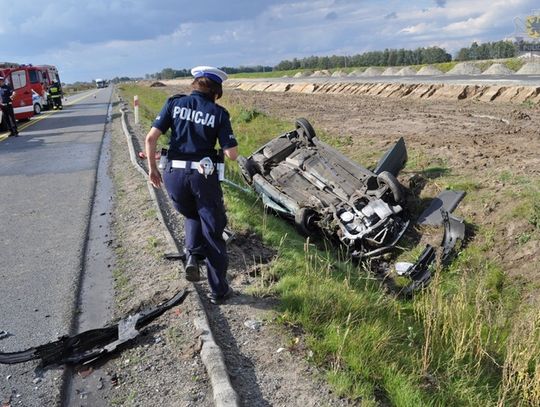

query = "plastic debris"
[{"left": 243, "top": 320, "right": 263, "bottom": 331}]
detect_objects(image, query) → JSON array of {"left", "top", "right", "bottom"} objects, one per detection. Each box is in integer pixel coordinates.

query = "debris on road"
[
  {"left": 77, "top": 366, "right": 94, "bottom": 378},
  {"left": 243, "top": 320, "right": 263, "bottom": 331},
  {"left": 0, "top": 290, "right": 189, "bottom": 367}
]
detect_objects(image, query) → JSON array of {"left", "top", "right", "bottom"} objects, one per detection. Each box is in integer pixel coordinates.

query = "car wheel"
[
  {"left": 239, "top": 156, "right": 264, "bottom": 183},
  {"left": 377, "top": 171, "right": 403, "bottom": 203},
  {"left": 294, "top": 207, "right": 319, "bottom": 237},
  {"left": 34, "top": 103, "right": 42, "bottom": 115},
  {"left": 295, "top": 118, "right": 316, "bottom": 142}
]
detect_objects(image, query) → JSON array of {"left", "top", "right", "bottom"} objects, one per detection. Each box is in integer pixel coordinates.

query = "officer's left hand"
[{"left": 149, "top": 168, "right": 162, "bottom": 189}]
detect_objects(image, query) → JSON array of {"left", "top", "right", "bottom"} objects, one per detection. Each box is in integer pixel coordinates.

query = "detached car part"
[
  {"left": 238, "top": 118, "right": 409, "bottom": 258},
  {"left": 417, "top": 190, "right": 465, "bottom": 226},
  {"left": 400, "top": 209, "right": 465, "bottom": 297},
  {"left": 0, "top": 290, "right": 189, "bottom": 367}
]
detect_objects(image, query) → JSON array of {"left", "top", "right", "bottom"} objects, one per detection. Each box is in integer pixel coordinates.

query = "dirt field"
[
  {"left": 93, "top": 84, "right": 539, "bottom": 406},
  {"left": 223, "top": 88, "right": 540, "bottom": 283}
]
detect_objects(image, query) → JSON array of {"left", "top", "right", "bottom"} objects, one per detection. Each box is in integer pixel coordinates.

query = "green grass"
[
  {"left": 118, "top": 84, "right": 171, "bottom": 148},
  {"left": 503, "top": 58, "right": 525, "bottom": 72},
  {"left": 507, "top": 182, "right": 540, "bottom": 227},
  {"left": 118, "top": 85, "right": 540, "bottom": 406}
]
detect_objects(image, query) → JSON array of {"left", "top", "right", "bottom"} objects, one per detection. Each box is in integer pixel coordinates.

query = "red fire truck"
[{"left": 0, "top": 62, "right": 61, "bottom": 121}]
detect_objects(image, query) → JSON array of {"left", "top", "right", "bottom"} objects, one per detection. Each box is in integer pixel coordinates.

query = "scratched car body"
[{"left": 238, "top": 118, "right": 410, "bottom": 258}]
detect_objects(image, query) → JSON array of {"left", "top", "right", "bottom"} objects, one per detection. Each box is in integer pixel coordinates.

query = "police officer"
[
  {"left": 0, "top": 76, "right": 19, "bottom": 137},
  {"left": 145, "top": 66, "right": 238, "bottom": 304}
]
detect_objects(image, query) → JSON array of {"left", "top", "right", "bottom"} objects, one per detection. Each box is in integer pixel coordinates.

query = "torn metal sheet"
[
  {"left": 417, "top": 190, "right": 465, "bottom": 226},
  {"left": 0, "top": 290, "right": 189, "bottom": 367},
  {"left": 373, "top": 137, "right": 408, "bottom": 177}
]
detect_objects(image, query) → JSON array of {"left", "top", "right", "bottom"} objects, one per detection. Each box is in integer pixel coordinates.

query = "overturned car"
[
  {"left": 237, "top": 118, "right": 466, "bottom": 295},
  {"left": 238, "top": 118, "right": 410, "bottom": 258}
]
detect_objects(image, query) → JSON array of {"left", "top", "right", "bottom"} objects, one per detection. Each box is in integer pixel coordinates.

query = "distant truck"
[{"left": 95, "top": 79, "right": 107, "bottom": 88}]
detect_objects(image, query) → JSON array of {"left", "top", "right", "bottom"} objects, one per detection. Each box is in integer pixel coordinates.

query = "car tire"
[
  {"left": 294, "top": 207, "right": 318, "bottom": 237},
  {"left": 34, "top": 103, "right": 42, "bottom": 115},
  {"left": 295, "top": 118, "right": 316, "bottom": 142},
  {"left": 377, "top": 171, "right": 403, "bottom": 203},
  {"left": 239, "top": 156, "right": 264, "bottom": 183}
]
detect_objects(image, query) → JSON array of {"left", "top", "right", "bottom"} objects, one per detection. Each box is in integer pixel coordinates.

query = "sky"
[{"left": 0, "top": 0, "right": 538, "bottom": 83}]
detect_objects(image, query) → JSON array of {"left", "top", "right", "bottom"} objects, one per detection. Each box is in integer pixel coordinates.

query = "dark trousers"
[
  {"left": 51, "top": 96, "right": 62, "bottom": 108},
  {"left": 1, "top": 103, "right": 18, "bottom": 134},
  {"left": 164, "top": 164, "right": 230, "bottom": 296}
]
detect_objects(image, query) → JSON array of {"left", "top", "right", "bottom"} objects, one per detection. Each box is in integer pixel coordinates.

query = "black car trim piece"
[
  {"left": 399, "top": 208, "right": 466, "bottom": 297},
  {"left": 441, "top": 210, "right": 466, "bottom": 259},
  {"left": 400, "top": 245, "right": 437, "bottom": 298},
  {"left": 0, "top": 290, "right": 189, "bottom": 367}
]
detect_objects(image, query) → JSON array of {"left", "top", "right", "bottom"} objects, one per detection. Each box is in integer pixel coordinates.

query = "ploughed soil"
[
  {"left": 74, "top": 85, "right": 539, "bottom": 407},
  {"left": 221, "top": 87, "right": 540, "bottom": 284}
]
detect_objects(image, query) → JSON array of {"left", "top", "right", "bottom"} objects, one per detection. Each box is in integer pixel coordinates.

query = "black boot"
[
  {"left": 207, "top": 287, "right": 234, "bottom": 305},
  {"left": 184, "top": 254, "right": 201, "bottom": 282}
]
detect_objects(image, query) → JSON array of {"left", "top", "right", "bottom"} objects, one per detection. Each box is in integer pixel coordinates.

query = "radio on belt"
[
  {"left": 196, "top": 157, "right": 225, "bottom": 180},
  {"left": 158, "top": 149, "right": 168, "bottom": 169},
  {"left": 198, "top": 157, "right": 215, "bottom": 178}
]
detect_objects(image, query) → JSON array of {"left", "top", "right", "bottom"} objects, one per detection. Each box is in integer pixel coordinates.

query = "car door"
[{"left": 10, "top": 69, "right": 35, "bottom": 120}]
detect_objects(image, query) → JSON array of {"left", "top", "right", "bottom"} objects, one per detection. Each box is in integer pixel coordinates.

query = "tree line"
[
  {"left": 274, "top": 46, "right": 451, "bottom": 71},
  {"left": 455, "top": 40, "right": 516, "bottom": 61}
]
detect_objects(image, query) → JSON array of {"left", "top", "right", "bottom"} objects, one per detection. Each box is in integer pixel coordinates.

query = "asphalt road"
[{"left": 0, "top": 87, "right": 113, "bottom": 406}]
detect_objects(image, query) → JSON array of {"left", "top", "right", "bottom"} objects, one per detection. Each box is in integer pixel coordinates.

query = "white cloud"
[
  {"left": 1, "top": 0, "right": 538, "bottom": 82},
  {"left": 400, "top": 22, "right": 434, "bottom": 34}
]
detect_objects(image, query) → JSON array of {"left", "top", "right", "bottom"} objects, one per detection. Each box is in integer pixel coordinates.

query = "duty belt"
[
  {"left": 170, "top": 160, "right": 207, "bottom": 169},
  {"left": 170, "top": 160, "right": 225, "bottom": 180}
]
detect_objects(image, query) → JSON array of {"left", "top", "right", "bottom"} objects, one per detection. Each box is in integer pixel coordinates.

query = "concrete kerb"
[{"left": 118, "top": 101, "right": 240, "bottom": 407}]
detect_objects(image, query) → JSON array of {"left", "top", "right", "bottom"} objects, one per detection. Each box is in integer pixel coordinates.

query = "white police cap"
[
  {"left": 0, "top": 76, "right": 4, "bottom": 80},
  {"left": 190, "top": 66, "right": 228, "bottom": 84}
]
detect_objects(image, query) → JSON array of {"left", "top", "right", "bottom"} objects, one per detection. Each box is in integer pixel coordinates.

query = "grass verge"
[{"left": 118, "top": 84, "right": 540, "bottom": 406}]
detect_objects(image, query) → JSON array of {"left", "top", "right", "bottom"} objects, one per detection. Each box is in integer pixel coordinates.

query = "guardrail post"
[{"left": 134, "top": 95, "right": 139, "bottom": 124}]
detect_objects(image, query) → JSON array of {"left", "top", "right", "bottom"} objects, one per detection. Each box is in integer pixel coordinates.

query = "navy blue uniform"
[
  {"left": 0, "top": 83, "right": 18, "bottom": 135},
  {"left": 153, "top": 91, "right": 237, "bottom": 296}
]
